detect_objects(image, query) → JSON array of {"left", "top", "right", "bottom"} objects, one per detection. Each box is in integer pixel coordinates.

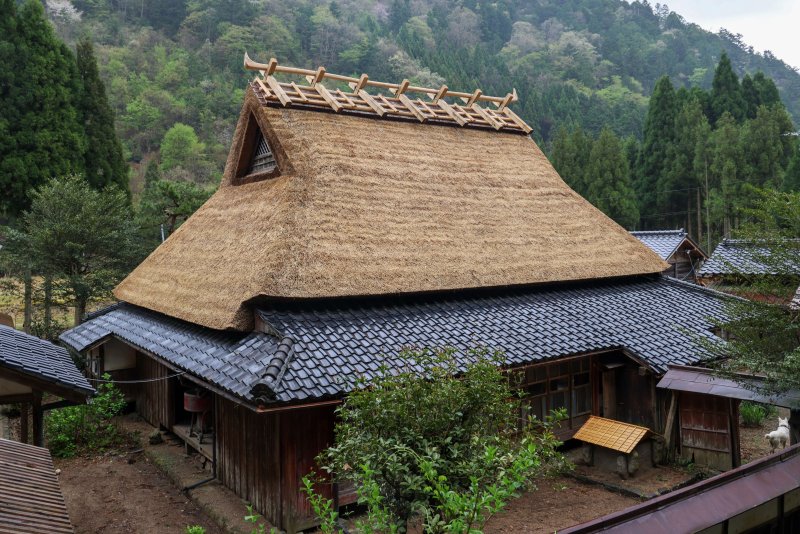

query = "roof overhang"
[{"left": 657, "top": 365, "right": 800, "bottom": 409}]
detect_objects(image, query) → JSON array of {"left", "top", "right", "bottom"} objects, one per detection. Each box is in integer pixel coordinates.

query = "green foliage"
[
  {"left": 244, "top": 505, "right": 274, "bottom": 534},
  {"left": 160, "top": 123, "right": 205, "bottom": 173},
  {"left": 307, "top": 347, "right": 566, "bottom": 532},
  {"left": 136, "top": 177, "right": 213, "bottom": 246},
  {"left": 585, "top": 127, "right": 639, "bottom": 228},
  {"left": 76, "top": 36, "right": 129, "bottom": 192},
  {"left": 45, "top": 375, "right": 126, "bottom": 457},
  {"left": 184, "top": 527, "right": 206, "bottom": 534},
  {"left": 740, "top": 402, "right": 777, "bottom": 427},
  {"left": 711, "top": 53, "right": 746, "bottom": 124},
  {"left": 705, "top": 190, "right": 800, "bottom": 393},
  {"left": 637, "top": 75, "right": 676, "bottom": 222},
  {"left": 21, "top": 175, "right": 139, "bottom": 324}
]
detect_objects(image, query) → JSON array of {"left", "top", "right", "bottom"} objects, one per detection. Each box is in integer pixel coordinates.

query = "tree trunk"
[
  {"left": 696, "top": 187, "right": 702, "bottom": 246},
  {"left": 44, "top": 276, "right": 52, "bottom": 334},
  {"left": 23, "top": 270, "right": 32, "bottom": 334},
  {"left": 74, "top": 298, "right": 87, "bottom": 327}
]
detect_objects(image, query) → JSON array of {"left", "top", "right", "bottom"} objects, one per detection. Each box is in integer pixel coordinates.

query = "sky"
[{"left": 663, "top": 0, "right": 800, "bottom": 70}]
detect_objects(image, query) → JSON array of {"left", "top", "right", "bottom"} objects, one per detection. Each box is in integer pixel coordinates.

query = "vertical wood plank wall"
[
  {"left": 135, "top": 353, "right": 173, "bottom": 429},
  {"left": 215, "top": 398, "right": 335, "bottom": 532}
]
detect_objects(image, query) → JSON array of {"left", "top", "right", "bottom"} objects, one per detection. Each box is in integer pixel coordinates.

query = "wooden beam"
[
  {"left": 465, "top": 89, "right": 483, "bottom": 107},
  {"left": 349, "top": 74, "right": 369, "bottom": 92},
  {"left": 431, "top": 84, "right": 448, "bottom": 103},
  {"left": 313, "top": 83, "right": 342, "bottom": 112},
  {"left": 397, "top": 94, "right": 426, "bottom": 122},
  {"left": 265, "top": 76, "right": 292, "bottom": 107},
  {"left": 254, "top": 78, "right": 273, "bottom": 100},
  {"left": 663, "top": 392, "right": 678, "bottom": 453},
  {"left": 289, "top": 82, "right": 309, "bottom": 102},
  {"left": 502, "top": 107, "right": 533, "bottom": 134},
  {"left": 358, "top": 90, "right": 386, "bottom": 116},
  {"left": 336, "top": 89, "right": 357, "bottom": 109},
  {"left": 471, "top": 103, "right": 503, "bottom": 130},
  {"left": 306, "top": 66, "right": 326, "bottom": 85},
  {"left": 20, "top": 402, "right": 28, "bottom": 444},
  {"left": 32, "top": 391, "right": 43, "bottom": 447},
  {"left": 377, "top": 94, "right": 400, "bottom": 113},
  {"left": 437, "top": 100, "right": 468, "bottom": 126},
  {"left": 395, "top": 78, "right": 410, "bottom": 96}
]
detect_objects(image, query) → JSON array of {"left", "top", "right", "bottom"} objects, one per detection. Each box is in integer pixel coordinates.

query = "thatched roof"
[{"left": 116, "top": 87, "right": 667, "bottom": 331}]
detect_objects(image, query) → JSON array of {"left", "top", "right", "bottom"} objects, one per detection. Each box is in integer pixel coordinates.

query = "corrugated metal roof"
[
  {"left": 0, "top": 325, "right": 94, "bottom": 400},
  {"left": 573, "top": 416, "right": 649, "bottom": 454},
  {"left": 657, "top": 365, "right": 800, "bottom": 409},
  {"left": 561, "top": 444, "right": 800, "bottom": 533},
  {"left": 0, "top": 438, "right": 73, "bottom": 533}
]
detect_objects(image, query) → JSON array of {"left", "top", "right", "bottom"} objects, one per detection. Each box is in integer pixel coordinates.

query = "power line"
[{"left": 87, "top": 371, "right": 187, "bottom": 384}]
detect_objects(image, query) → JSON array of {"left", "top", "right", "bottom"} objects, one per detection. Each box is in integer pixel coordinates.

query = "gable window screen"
[{"left": 248, "top": 130, "right": 277, "bottom": 175}]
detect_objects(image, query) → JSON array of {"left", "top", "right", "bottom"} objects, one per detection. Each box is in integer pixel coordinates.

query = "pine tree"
[
  {"left": 585, "top": 128, "right": 639, "bottom": 229},
  {"left": 753, "top": 72, "right": 781, "bottom": 108},
  {"left": 741, "top": 105, "right": 794, "bottom": 189},
  {"left": 76, "top": 36, "right": 128, "bottom": 192},
  {"left": 0, "top": 0, "right": 86, "bottom": 218},
  {"left": 741, "top": 74, "right": 759, "bottom": 120},
  {"left": 637, "top": 75, "right": 676, "bottom": 226},
  {"left": 784, "top": 148, "right": 800, "bottom": 192},
  {"left": 709, "top": 112, "right": 744, "bottom": 237},
  {"left": 710, "top": 52, "right": 746, "bottom": 124},
  {"left": 549, "top": 126, "right": 592, "bottom": 197}
]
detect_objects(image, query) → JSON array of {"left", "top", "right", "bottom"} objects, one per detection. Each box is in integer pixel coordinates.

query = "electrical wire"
[{"left": 87, "top": 371, "right": 187, "bottom": 384}]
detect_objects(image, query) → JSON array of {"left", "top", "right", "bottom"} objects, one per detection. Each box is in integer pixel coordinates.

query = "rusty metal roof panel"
[
  {"left": 0, "top": 438, "right": 73, "bottom": 533},
  {"left": 657, "top": 365, "right": 800, "bottom": 409},
  {"left": 561, "top": 444, "right": 800, "bottom": 533},
  {"left": 573, "top": 416, "right": 650, "bottom": 454}
]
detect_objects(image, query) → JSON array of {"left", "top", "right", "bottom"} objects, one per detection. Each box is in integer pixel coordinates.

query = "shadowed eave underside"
[{"left": 115, "top": 88, "right": 668, "bottom": 331}]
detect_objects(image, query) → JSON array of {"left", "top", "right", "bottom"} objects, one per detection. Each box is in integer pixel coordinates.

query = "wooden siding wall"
[
  {"left": 679, "top": 392, "right": 739, "bottom": 471},
  {"left": 135, "top": 353, "right": 173, "bottom": 429},
  {"left": 216, "top": 397, "right": 336, "bottom": 533}
]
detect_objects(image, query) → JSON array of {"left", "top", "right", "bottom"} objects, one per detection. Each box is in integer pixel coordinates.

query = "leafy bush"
[
  {"left": 45, "top": 375, "right": 126, "bottom": 457},
  {"left": 740, "top": 401, "right": 777, "bottom": 427},
  {"left": 304, "top": 347, "right": 566, "bottom": 533},
  {"left": 185, "top": 527, "right": 205, "bottom": 534}
]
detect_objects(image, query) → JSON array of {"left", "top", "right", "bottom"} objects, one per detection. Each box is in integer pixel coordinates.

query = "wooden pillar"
[
  {"left": 32, "top": 391, "right": 43, "bottom": 447},
  {"left": 20, "top": 402, "right": 29, "bottom": 444}
]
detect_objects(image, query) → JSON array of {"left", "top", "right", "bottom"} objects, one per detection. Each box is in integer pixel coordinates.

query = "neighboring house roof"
[
  {"left": 657, "top": 365, "right": 800, "bottom": 409},
  {"left": 0, "top": 325, "right": 94, "bottom": 400},
  {"left": 0, "top": 438, "right": 74, "bottom": 533},
  {"left": 115, "top": 72, "right": 667, "bottom": 331},
  {"left": 630, "top": 229, "right": 707, "bottom": 262},
  {"left": 699, "top": 239, "right": 800, "bottom": 277},
  {"left": 562, "top": 443, "right": 800, "bottom": 534},
  {"left": 63, "top": 276, "right": 727, "bottom": 407}
]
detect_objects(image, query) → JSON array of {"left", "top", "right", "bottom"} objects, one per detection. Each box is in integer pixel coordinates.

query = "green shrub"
[
  {"left": 740, "top": 401, "right": 777, "bottom": 427},
  {"left": 185, "top": 527, "right": 205, "bottom": 534},
  {"left": 45, "top": 375, "right": 126, "bottom": 457}
]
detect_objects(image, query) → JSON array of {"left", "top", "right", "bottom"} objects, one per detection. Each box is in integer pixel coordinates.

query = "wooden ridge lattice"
[
  {"left": 244, "top": 54, "right": 532, "bottom": 135},
  {"left": 573, "top": 416, "right": 650, "bottom": 454}
]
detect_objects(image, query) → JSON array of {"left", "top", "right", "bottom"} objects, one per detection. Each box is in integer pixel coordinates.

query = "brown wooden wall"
[
  {"left": 215, "top": 397, "right": 335, "bottom": 533},
  {"left": 135, "top": 353, "right": 173, "bottom": 429},
  {"left": 679, "top": 391, "right": 739, "bottom": 471}
]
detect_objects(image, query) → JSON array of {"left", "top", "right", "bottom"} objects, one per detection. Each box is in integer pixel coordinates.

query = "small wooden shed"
[{"left": 0, "top": 325, "right": 94, "bottom": 446}]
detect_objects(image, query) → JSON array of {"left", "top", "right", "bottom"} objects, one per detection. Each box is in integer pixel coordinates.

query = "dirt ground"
[
  {"left": 55, "top": 450, "right": 223, "bottom": 534},
  {"left": 739, "top": 407, "right": 790, "bottom": 464},
  {"left": 484, "top": 476, "right": 640, "bottom": 533}
]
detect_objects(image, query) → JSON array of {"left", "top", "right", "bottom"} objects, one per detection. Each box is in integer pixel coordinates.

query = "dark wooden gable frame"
[{"left": 231, "top": 102, "right": 293, "bottom": 185}]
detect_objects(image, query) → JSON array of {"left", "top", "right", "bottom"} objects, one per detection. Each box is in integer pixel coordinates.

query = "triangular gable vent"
[{"left": 248, "top": 130, "right": 277, "bottom": 175}]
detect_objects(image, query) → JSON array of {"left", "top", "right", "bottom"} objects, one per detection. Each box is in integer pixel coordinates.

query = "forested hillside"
[{"left": 43, "top": 0, "right": 800, "bottom": 193}]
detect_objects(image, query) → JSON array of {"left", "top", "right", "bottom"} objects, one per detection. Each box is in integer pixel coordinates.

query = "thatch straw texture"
[{"left": 115, "top": 89, "right": 668, "bottom": 331}]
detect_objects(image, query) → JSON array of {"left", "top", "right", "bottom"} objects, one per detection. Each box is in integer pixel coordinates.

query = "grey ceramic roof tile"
[
  {"left": 62, "top": 276, "right": 728, "bottom": 407},
  {"left": 699, "top": 239, "right": 800, "bottom": 276},
  {"left": 631, "top": 229, "right": 695, "bottom": 261},
  {"left": 1, "top": 326, "right": 94, "bottom": 397}
]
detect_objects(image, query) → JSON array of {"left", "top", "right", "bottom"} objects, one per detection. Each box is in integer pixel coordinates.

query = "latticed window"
[{"left": 248, "top": 130, "right": 277, "bottom": 174}]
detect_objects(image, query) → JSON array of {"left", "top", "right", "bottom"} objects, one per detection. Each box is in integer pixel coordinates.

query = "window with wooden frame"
[
  {"left": 514, "top": 356, "right": 592, "bottom": 429},
  {"left": 234, "top": 113, "right": 280, "bottom": 184}
]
